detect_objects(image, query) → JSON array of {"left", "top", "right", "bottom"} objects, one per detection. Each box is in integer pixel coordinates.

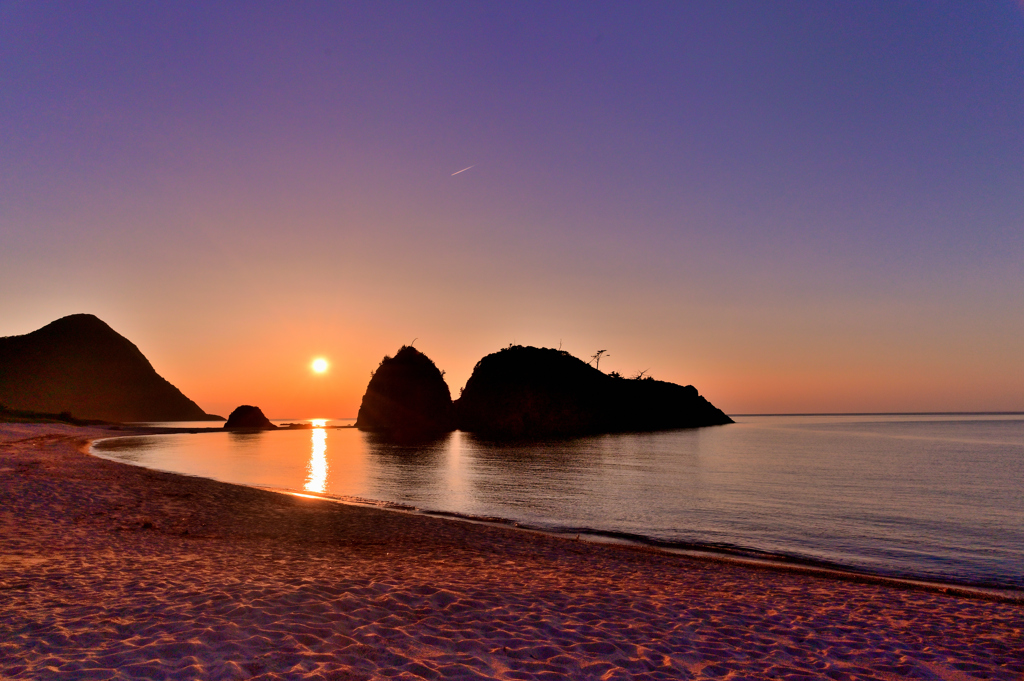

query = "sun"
[{"left": 312, "top": 358, "right": 328, "bottom": 373}]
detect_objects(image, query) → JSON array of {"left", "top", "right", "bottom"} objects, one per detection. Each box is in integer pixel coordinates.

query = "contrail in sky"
[{"left": 451, "top": 165, "right": 475, "bottom": 176}]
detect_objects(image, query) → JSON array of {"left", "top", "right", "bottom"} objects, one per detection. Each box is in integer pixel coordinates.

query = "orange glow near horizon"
[{"left": 2, "top": 5, "right": 1022, "bottom": 421}]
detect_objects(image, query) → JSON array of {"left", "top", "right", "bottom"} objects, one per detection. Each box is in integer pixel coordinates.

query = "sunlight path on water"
[{"left": 304, "top": 427, "right": 328, "bottom": 493}]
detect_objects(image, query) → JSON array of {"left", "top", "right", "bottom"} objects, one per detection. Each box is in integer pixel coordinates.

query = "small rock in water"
[{"left": 224, "top": 405, "right": 277, "bottom": 429}]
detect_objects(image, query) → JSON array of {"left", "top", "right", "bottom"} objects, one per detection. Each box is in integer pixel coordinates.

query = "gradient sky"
[{"left": 2, "top": 1, "right": 1022, "bottom": 418}]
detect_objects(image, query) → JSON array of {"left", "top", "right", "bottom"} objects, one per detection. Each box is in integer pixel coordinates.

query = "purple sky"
[{"left": 2, "top": 1, "right": 1022, "bottom": 417}]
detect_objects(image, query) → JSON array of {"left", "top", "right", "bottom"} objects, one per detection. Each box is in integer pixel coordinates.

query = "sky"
[{"left": 1, "top": 1, "right": 1022, "bottom": 418}]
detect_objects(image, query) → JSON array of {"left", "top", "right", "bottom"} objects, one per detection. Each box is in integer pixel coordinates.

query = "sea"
[{"left": 91, "top": 413, "right": 1024, "bottom": 592}]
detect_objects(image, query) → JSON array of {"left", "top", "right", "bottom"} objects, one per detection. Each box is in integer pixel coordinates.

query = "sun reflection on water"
[{"left": 304, "top": 426, "right": 328, "bottom": 493}]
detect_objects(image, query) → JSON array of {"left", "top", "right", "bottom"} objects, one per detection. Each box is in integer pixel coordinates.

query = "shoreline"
[
  {"left": 3, "top": 423, "right": 1022, "bottom": 679},
  {"left": 250, "top": 488, "right": 1024, "bottom": 605},
  {"left": 91, "top": 426, "right": 1024, "bottom": 602}
]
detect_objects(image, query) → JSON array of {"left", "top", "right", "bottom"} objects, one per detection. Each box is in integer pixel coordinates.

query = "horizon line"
[
  {"left": 260, "top": 411, "right": 1024, "bottom": 421},
  {"left": 731, "top": 411, "right": 1024, "bottom": 417}
]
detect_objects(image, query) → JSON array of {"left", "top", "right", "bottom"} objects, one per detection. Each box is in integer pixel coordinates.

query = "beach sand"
[{"left": 1, "top": 424, "right": 1021, "bottom": 680}]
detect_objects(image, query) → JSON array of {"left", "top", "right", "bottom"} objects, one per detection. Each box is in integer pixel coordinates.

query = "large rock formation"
[
  {"left": 0, "top": 314, "right": 222, "bottom": 423},
  {"left": 355, "top": 346, "right": 453, "bottom": 436},
  {"left": 224, "top": 405, "right": 276, "bottom": 429},
  {"left": 455, "top": 345, "right": 732, "bottom": 438}
]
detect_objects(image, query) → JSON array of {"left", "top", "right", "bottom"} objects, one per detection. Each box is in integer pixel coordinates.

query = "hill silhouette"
[
  {"left": 224, "top": 405, "right": 276, "bottom": 429},
  {"left": 455, "top": 345, "right": 732, "bottom": 438},
  {"left": 0, "top": 314, "right": 221, "bottom": 423},
  {"left": 355, "top": 346, "right": 453, "bottom": 437}
]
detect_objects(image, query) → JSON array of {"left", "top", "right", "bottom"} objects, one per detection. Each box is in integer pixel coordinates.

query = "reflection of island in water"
[
  {"left": 295, "top": 423, "right": 454, "bottom": 504},
  {"left": 362, "top": 433, "right": 452, "bottom": 503},
  {"left": 357, "top": 344, "right": 732, "bottom": 440}
]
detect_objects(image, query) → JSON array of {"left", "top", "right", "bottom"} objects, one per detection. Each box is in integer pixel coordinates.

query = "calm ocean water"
[{"left": 92, "top": 414, "right": 1024, "bottom": 590}]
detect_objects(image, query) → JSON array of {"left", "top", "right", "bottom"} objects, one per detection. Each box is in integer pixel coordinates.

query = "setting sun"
[{"left": 312, "top": 358, "right": 328, "bottom": 373}]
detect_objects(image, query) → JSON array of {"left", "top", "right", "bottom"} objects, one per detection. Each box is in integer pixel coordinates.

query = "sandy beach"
[{"left": 1, "top": 425, "right": 1021, "bottom": 680}]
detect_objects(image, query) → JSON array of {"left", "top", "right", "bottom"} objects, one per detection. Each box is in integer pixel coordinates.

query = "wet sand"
[{"left": 1, "top": 424, "right": 1021, "bottom": 680}]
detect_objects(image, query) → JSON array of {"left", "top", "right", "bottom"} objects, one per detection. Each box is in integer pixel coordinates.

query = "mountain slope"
[{"left": 0, "top": 314, "right": 220, "bottom": 422}]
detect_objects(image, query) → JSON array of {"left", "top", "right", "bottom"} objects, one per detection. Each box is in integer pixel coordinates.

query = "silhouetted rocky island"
[
  {"left": 455, "top": 346, "right": 733, "bottom": 438},
  {"left": 354, "top": 343, "right": 731, "bottom": 440},
  {"left": 0, "top": 314, "right": 222, "bottom": 423},
  {"left": 356, "top": 346, "right": 453, "bottom": 437},
  {"left": 224, "top": 405, "right": 277, "bottom": 429}
]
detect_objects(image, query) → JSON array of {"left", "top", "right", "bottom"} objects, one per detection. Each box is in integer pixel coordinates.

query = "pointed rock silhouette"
[{"left": 356, "top": 346, "right": 453, "bottom": 436}]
